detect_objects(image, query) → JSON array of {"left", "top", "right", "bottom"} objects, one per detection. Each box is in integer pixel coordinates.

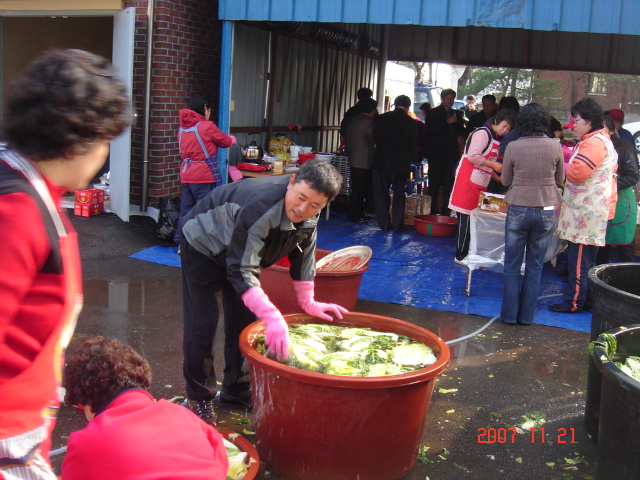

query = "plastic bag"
[{"left": 155, "top": 197, "right": 180, "bottom": 242}]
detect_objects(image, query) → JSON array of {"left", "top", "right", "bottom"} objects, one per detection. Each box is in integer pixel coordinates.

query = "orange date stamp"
[{"left": 477, "top": 427, "right": 576, "bottom": 444}]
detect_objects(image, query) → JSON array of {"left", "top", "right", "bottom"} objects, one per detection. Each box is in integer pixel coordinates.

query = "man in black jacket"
[
  {"left": 425, "top": 88, "right": 466, "bottom": 215},
  {"left": 371, "top": 95, "right": 418, "bottom": 231}
]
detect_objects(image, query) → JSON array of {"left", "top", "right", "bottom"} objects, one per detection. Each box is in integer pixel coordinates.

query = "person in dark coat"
[
  {"left": 346, "top": 97, "right": 378, "bottom": 222},
  {"left": 371, "top": 95, "right": 418, "bottom": 231},
  {"left": 339, "top": 87, "right": 374, "bottom": 152},
  {"left": 467, "top": 94, "right": 497, "bottom": 132},
  {"left": 425, "top": 88, "right": 466, "bottom": 215},
  {"left": 596, "top": 114, "right": 640, "bottom": 264}
]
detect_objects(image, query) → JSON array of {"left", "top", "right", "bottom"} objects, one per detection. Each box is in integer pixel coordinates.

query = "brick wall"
[{"left": 123, "top": 0, "right": 222, "bottom": 210}]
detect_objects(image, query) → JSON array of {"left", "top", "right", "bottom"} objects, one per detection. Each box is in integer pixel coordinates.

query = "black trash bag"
[{"left": 155, "top": 197, "right": 180, "bottom": 242}]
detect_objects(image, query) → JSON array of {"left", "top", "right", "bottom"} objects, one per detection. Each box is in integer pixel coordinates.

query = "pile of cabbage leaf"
[
  {"left": 223, "top": 437, "right": 250, "bottom": 480},
  {"left": 589, "top": 333, "right": 640, "bottom": 383},
  {"left": 256, "top": 323, "right": 437, "bottom": 376}
]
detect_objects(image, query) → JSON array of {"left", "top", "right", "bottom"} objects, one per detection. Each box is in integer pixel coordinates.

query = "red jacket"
[
  {"left": 0, "top": 155, "right": 82, "bottom": 472},
  {"left": 62, "top": 390, "right": 229, "bottom": 480},
  {"left": 178, "top": 109, "right": 234, "bottom": 184}
]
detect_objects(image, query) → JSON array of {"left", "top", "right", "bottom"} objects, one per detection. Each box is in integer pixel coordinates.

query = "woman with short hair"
[
  {"left": 61, "top": 337, "right": 229, "bottom": 480},
  {"left": 449, "top": 108, "right": 517, "bottom": 263},
  {"left": 0, "top": 48, "right": 130, "bottom": 479},
  {"left": 549, "top": 98, "right": 618, "bottom": 313}
]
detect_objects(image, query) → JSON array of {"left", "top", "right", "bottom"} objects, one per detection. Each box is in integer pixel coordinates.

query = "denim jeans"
[{"left": 501, "top": 206, "right": 555, "bottom": 324}]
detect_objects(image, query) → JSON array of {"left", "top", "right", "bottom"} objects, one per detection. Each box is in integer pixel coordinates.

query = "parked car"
[
  {"left": 413, "top": 84, "right": 464, "bottom": 115},
  {"left": 623, "top": 121, "right": 640, "bottom": 153}
]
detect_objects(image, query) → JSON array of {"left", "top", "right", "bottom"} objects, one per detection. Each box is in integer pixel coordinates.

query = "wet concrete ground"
[{"left": 51, "top": 212, "right": 598, "bottom": 479}]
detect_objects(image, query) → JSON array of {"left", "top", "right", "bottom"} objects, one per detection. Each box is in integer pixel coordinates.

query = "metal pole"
[
  {"left": 377, "top": 25, "right": 389, "bottom": 112},
  {"left": 141, "top": 0, "right": 155, "bottom": 212}
]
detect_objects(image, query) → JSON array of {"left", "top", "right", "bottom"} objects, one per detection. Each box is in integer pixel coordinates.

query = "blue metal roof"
[{"left": 219, "top": 0, "right": 640, "bottom": 36}]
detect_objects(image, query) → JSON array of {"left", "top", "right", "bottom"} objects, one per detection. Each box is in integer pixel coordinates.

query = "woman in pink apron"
[
  {"left": 449, "top": 109, "right": 517, "bottom": 263},
  {"left": 0, "top": 49, "right": 129, "bottom": 480}
]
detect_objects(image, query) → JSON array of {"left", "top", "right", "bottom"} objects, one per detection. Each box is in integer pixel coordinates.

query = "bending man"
[{"left": 180, "top": 159, "right": 348, "bottom": 422}]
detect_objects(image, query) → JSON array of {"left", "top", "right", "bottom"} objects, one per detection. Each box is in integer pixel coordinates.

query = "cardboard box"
[
  {"left": 273, "top": 160, "right": 285, "bottom": 174},
  {"left": 74, "top": 201, "right": 104, "bottom": 217},
  {"left": 75, "top": 188, "right": 105, "bottom": 204},
  {"left": 478, "top": 192, "right": 508, "bottom": 213},
  {"left": 389, "top": 193, "right": 432, "bottom": 225}
]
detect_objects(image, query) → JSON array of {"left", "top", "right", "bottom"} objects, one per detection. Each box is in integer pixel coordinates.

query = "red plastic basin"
[
  {"left": 239, "top": 312, "right": 450, "bottom": 480},
  {"left": 298, "top": 153, "right": 315, "bottom": 164},
  {"left": 260, "top": 249, "right": 368, "bottom": 314},
  {"left": 413, "top": 214, "right": 458, "bottom": 237},
  {"left": 216, "top": 428, "right": 260, "bottom": 480}
]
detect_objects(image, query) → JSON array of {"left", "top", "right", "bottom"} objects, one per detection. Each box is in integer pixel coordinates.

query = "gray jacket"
[
  {"left": 182, "top": 175, "right": 318, "bottom": 295},
  {"left": 502, "top": 136, "right": 565, "bottom": 207}
]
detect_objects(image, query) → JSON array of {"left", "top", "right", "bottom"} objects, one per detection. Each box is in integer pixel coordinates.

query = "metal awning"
[{"left": 219, "top": 0, "right": 640, "bottom": 74}]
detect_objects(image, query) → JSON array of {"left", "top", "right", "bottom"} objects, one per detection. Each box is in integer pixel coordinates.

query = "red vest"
[{"left": 449, "top": 127, "right": 500, "bottom": 214}]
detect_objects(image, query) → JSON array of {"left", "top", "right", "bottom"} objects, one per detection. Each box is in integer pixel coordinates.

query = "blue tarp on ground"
[{"left": 130, "top": 212, "right": 592, "bottom": 332}]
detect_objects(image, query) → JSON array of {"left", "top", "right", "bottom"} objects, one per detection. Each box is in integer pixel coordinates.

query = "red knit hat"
[
  {"left": 562, "top": 117, "right": 575, "bottom": 129},
  {"left": 609, "top": 109, "right": 624, "bottom": 122}
]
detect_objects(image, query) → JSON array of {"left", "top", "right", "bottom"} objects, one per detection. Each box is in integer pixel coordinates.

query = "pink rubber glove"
[
  {"left": 293, "top": 280, "right": 349, "bottom": 321},
  {"left": 229, "top": 135, "right": 237, "bottom": 146},
  {"left": 242, "top": 286, "right": 289, "bottom": 359}
]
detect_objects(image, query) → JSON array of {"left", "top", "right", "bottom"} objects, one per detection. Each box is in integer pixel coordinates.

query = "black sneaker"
[
  {"left": 186, "top": 398, "right": 217, "bottom": 424},
  {"left": 548, "top": 303, "right": 582, "bottom": 313},
  {"left": 219, "top": 388, "right": 253, "bottom": 410}
]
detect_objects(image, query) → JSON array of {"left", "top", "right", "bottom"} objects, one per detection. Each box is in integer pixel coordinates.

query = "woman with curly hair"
[
  {"left": 499, "top": 103, "right": 564, "bottom": 325},
  {"left": 61, "top": 337, "right": 228, "bottom": 479},
  {"left": 0, "top": 49, "right": 130, "bottom": 479},
  {"left": 549, "top": 98, "right": 617, "bottom": 313}
]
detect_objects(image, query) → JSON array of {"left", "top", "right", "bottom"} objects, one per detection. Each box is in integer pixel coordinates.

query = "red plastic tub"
[
  {"left": 239, "top": 312, "right": 450, "bottom": 480},
  {"left": 413, "top": 214, "right": 458, "bottom": 237},
  {"left": 260, "top": 249, "right": 368, "bottom": 314},
  {"left": 217, "top": 428, "right": 260, "bottom": 480}
]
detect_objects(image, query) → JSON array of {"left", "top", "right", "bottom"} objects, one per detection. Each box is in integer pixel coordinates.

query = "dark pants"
[
  {"left": 596, "top": 240, "right": 637, "bottom": 264},
  {"left": 427, "top": 158, "right": 456, "bottom": 215},
  {"left": 372, "top": 168, "right": 407, "bottom": 230},
  {"left": 455, "top": 212, "right": 471, "bottom": 260},
  {"left": 180, "top": 240, "right": 253, "bottom": 401},
  {"left": 559, "top": 242, "right": 599, "bottom": 312},
  {"left": 348, "top": 167, "right": 373, "bottom": 221},
  {"left": 174, "top": 182, "right": 215, "bottom": 243}
]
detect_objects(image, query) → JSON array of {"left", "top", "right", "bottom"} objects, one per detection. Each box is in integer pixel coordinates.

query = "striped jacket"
[{"left": 181, "top": 175, "right": 318, "bottom": 295}]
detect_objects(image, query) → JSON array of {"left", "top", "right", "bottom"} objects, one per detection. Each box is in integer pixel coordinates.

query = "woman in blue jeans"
[{"left": 500, "top": 104, "right": 565, "bottom": 325}]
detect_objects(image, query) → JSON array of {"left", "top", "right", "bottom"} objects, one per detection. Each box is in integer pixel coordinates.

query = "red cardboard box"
[
  {"left": 75, "top": 188, "right": 105, "bottom": 204},
  {"left": 74, "top": 201, "right": 104, "bottom": 217}
]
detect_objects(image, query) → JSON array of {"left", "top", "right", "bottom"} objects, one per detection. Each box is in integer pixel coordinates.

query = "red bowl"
[
  {"left": 216, "top": 428, "right": 260, "bottom": 480},
  {"left": 298, "top": 153, "right": 315, "bottom": 164},
  {"left": 413, "top": 214, "right": 458, "bottom": 237}
]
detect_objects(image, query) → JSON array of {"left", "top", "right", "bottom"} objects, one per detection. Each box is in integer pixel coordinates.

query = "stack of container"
[{"left": 73, "top": 188, "right": 105, "bottom": 217}]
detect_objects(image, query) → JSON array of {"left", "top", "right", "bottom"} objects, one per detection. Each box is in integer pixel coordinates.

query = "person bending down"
[{"left": 61, "top": 337, "right": 229, "bottom": 480}]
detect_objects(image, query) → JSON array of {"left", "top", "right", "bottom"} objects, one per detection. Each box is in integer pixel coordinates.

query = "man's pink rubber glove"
[
  {"left": 293, "top": 280, "right": 349, "bottom": 321},
  {"left": 242, "top": 286, "right": 289, "bottom": 359}
]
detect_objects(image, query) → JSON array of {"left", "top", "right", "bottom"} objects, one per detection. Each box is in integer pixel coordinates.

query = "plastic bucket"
[
  {"left": 585, "top": 264, "right": 640, "bottom": 439},
  {"left": 591, "top": 325, "right": 640, "bottom": 480},
  {"left": 239, "top": 313, "right": 450, "bottom": 480},
  {"left": 260, "top": 249, "right": 368, "bottom": 314}
]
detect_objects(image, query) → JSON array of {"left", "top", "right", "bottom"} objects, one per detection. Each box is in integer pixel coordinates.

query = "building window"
[{"left": 589, "top": 75, "right": 607, "bottom": 96}]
